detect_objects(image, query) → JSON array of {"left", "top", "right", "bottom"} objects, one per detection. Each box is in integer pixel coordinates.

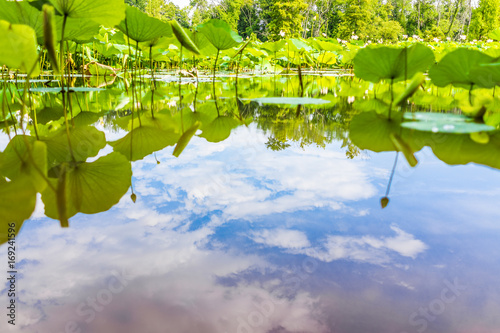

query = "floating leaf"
[
  {"left": 252, "top": 97, "right": 330, "bottom": 106},
  {"left": 402, "top": 112, "right": 496, "bottom": 133}
]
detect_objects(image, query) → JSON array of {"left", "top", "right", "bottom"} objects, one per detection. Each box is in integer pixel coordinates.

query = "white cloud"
[
  {"left": 303, "top": 225, "right": 427, "bottom": 264},
  {"left": 250, "top": 229, "right": 311, "bottom": 249}
]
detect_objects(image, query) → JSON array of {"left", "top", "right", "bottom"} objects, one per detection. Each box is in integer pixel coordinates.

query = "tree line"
[{"left": 126, "top": 0, "right": 500, "bottom": 42}]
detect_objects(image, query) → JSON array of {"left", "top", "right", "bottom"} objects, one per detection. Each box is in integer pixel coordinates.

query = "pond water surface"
[{"left": 1, "top": 74, "right": 500, "bottom": 333}]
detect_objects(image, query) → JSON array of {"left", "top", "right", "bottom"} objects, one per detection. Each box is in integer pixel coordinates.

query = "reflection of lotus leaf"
[
  {"left": 41, "top": 152, "right": 132, "bottom": 223},
  {"left": 110, "top": 126, "right": 180, "bottom": 161},
  {"left": 0, "top": 177, "right": 36, "bottom": 244},
  {"left": 199, "top": 116, "right": 240, "bottom": 143}
]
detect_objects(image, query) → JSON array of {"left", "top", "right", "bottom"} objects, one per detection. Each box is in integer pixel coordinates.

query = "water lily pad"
[
  {"left": 252, "top": 97, "right": 330, "bottom": 106},
  {"left": 402, "top": 120, "right": 496, "bottom": 133}
]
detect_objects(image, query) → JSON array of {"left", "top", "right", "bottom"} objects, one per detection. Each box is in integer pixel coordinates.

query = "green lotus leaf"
[
  {"left": 117, "top": 5, "right": 172, "bottom": 43},
  {"left": 0, "top": 136, "right": 48, "bottom": 192},
  {"left": 41, "top": 152, "right": 132, "bottom": 223},
  {"left": 488, "top": 27, "right": 500, "bottom": 41},
  {"left": 171, "top": 20, "right": 200, "bottom": 54},
  {"left": 0, "top": 0, "right": 44, "bottom": 43},
  {"left": 60, "top": 17, "right": 100, "bottom": 43},
  {"left": 349, "top": 111, "right": 423, "bottom": 153},
  {"left": 469, "top": 62, "right": 500, "bottom": 89},
  {"left": 286, "top": 38, "right": 312, "bottom": 52},
  {"left": 0, "top": 176, "right": 36, "bottom": 244},
  {"left": 41, "top": 126, "right": 106, "bottom": 166},
  {"left": 198, "top": 116, "right": 240, "bottom": 143},
  {"left": 402, "top": 117, "right": 496, "bottom": 133},
  {"left": 428, "top": 48, "right": 494, "bottom": 88},
  {"left": 312, "top": 40, "right": 343, "bottom": 52},
  {"left": 198, "top": 19, "right": 242, "bottom": 51},
  {"left": 109, "top": 126, "right": 180, "bottom": 161},
  {"left": 260, "top": 40, "right": 286, "bottom": 53},
  {"left": 48, "top": 0, "right": 126, "bottom": 27},
  {"left": 354, "top": 43, "right": 434, "bottom": 83},
  {"left": 0, "top": 20, "right": 40, "bottom": 76}
]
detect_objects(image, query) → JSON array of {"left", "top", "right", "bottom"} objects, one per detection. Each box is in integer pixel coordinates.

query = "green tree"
[
  {"left": 266, "top": 0, "right": 308, "bottom": 40},
  {"left": 469, "top": 0, "right": 500, "bottom": 39}
]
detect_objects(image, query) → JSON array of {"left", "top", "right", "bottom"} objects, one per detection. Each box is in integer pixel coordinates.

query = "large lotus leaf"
[
  {"left": 59, "top": 17, "right": 100, "bottom": 43},
  {"left": 41, "top": 126, "right": 106, "bottom": 166},
  {"left": 0, "top": 20, "right": 40, "bottom": 76},
  {"left": 429, "top": 48, "right": 494, "bottom": 88},
  {"left": 0, "top": 0, "right": 44, "bottom": 43},
  {"left": 41, "top": 152, "right": 132, "bottom": 223},
  {"left": 109, "top": 126, "right": 179, "bottom": 161},
  {"left": 354, "top": 43, "right": 434, "bottom": 83},
  {"left": 312, "top": 40, "right": 343, "bottom": 52},
  {"left": 198, "top": 19, "right": 242, "bottom": 51},
  {"left": 117, "top": 5, "right": 172, "bottom": 43},
  {"left": 488, "top": 28, "right": 500, "bottom": 41},
  {"left": 469, "top": 62, "right": 500, "bottom": 89},
  {"left": 260, "top": 40, "right": 286, "bottom": 53},
  {"left": 48, "top": 0, "right": 125, "bottom": 27},
  {"left": 0, "top": 136, "right": 48, "bottom": 192},
  {"left": 198, "top": 116, "right": 240, "bottom": 143},
  {"left": 286, "top": 38, "right": 312, "bottom": 52},
  {"left": 0, "top": 177, "right": 36, "bottom": 244},
  {"left": 354, "top": 46, "right": 400, "bottom": 82}
]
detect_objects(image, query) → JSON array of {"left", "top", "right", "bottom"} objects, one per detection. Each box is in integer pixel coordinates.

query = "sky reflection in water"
[{"left": 2, "top": 120, "right": 500, "bottom": 333}]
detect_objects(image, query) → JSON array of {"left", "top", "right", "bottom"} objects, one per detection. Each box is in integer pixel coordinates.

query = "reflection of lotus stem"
[
  {"left": 386, "top": 152, "right": 399, "bottom": 197},
  {"left": 61, "top": 92, "right": 76, "bottom": 162}
]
